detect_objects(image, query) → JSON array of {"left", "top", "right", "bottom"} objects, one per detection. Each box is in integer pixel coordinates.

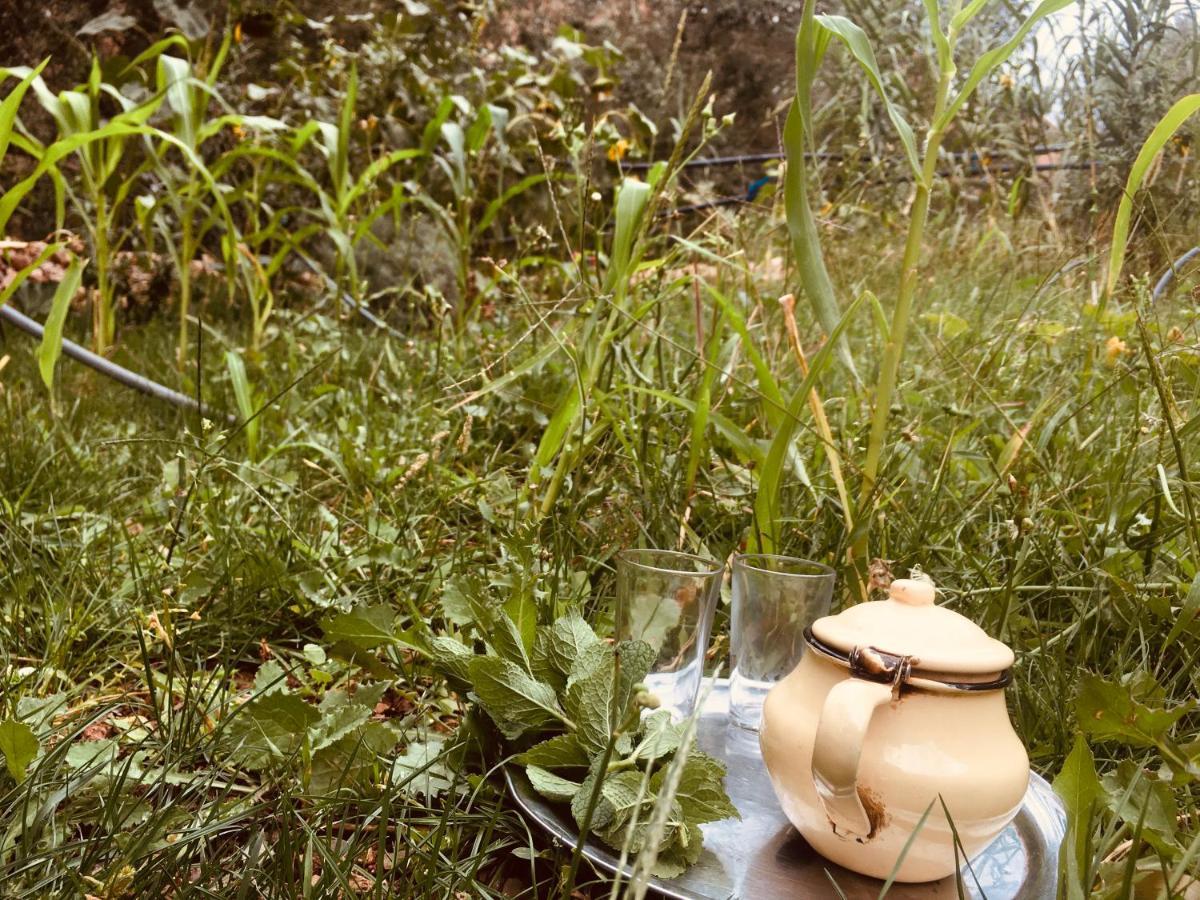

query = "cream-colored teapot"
[{"left": 759, "top": 576, "right": 1028, "bottom": 883}]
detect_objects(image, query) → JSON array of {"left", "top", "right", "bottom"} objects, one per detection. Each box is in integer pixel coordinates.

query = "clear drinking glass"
[
  {"left": 729, "top": 554, "right": 835, "bottom": 731},
  {"left": 615, "top": 549, "right": 725, "bottom": 718}
]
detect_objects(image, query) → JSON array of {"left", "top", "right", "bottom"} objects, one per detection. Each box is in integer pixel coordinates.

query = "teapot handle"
[{"left": 810, "top": 677, "right": 893, "bottom": 839}]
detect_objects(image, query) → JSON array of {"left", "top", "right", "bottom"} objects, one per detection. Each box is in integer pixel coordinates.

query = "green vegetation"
[{"left": 1, "top": 1, "right": 1198, "bottom": 897}]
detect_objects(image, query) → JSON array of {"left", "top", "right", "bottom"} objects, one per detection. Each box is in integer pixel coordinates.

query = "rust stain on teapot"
[{"left": 857, "top": 785, "right": 889, "bottom": 840}]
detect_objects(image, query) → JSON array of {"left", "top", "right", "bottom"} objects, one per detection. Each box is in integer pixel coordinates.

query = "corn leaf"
[
  {"left": 814, "top": 15, "right": 921, "bottom": 180},
  {"left": 0, "top": 242, "right": 63, "bottom": 311},
  {"left": 784, "top": 100, "right": 857, "bottom": 380},
  {"left": 225, "top": 350, "right": 258, "bottom": 460},
  {"left": 626, "top": 386, "right": 764, "bottom": 467},
  {"left": 1106, "top": 94, "right": 1200, "bottom": 297},
  {"left": 701, "top": 283, "right": 786, "bottom": 430},
  {"left": 0, "top": 60, "right": 48, "bottom": 161},
  {"left": 603, "top": 178, "right": 652, "bottom": 295},
  {"left": 938, "top": 0, "right": 1072, "bottom": 129},
  {"left": 36, "top": 255, "right": 84, "bottom": 390}
]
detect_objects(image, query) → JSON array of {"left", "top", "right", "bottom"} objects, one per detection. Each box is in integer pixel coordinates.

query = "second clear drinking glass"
[
  {"left": 730, "top": 554, "right": 834, "bottom": 731},
  {"left": 615, "top": 549, "right": 724, "bottom": 718}
]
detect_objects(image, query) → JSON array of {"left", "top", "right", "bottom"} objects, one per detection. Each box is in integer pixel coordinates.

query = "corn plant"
[
  {"left": 0, "top": 57, "right": 164, "bottom": 352},
  {"left": 771, "top": 0, "right": 1071, "bottom": 592},
  {"left": 410, "top": 94, "right": 555, "bottom": 329},
  {"left": 139, "top": 38, "right": 240, "bottom": 365},
  {"left": 1, "top": 40, "right": 238, "bottom": 359},
  {"left": 289, "top": 65, "right": 423, "bottom": 310}
]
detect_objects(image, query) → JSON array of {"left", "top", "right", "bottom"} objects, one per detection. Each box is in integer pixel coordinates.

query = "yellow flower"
[
  {"left": 999, "top": 72, "right": 1014, "bottom": 90},
  {"left": 607, "top": 139, "right": 630, "bottom": 163},
  {"left": 1104, "top": 335, "right": 1128, "bottom": 365}
]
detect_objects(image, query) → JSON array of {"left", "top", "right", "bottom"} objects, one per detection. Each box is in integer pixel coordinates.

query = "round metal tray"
[{"left": 505, "top": 678, "right": 1065, "bottom": 898}]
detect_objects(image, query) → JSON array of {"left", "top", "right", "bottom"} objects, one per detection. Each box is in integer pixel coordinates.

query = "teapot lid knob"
[{"left": 889, "top": 577, "right": 935, "bottom": 607}]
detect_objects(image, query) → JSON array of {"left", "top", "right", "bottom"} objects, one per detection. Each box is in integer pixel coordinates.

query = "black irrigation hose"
[
  {"left": 1153, "top": 246, "right": 1200, "bottom": 302},
  {"left": 288, "top": 250, "right": 407, "bottom": 339},
  {"left": 621, "top": 144, "right": 1071, "bottom": 172},
  {"left": 0, "top": 251, "right": 402, "bottom": 423},
  {"left": 0, "top": 303, "right": 236, "bottom": 424}
]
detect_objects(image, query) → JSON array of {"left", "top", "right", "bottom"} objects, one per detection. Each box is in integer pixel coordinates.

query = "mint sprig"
[{"left": 419, "top": 594, "right": 739, "bottom": 877}]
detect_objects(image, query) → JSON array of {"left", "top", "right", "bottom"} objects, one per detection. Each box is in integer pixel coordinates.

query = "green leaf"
[
  {"left": 1100, "top": 760, "right": 1179, "bottom": 855},
  {"left": 1107, "top": 94, "right": 1200, "bottom": 297},
  {"left": 0, "top": 61, "right": 48, "bottom": 162},
  {"left": 468, "top": 656, "right": 567, "bottom": 739},
  {"left": 565, "top": 640, "right": 654, "bottom": 755},
  {"left": 503, "top": 586, "right": 538, "bottom": 657},
  {"left": 813, "top": 15, "right": 921, "bottom": 179},
  {"left": 310, "top": 702, "right": 372, "bottom": 753},
  {"left": 1053, "top": 734, "right": 1100, "bottom": 900},
  {"left": 465, "top": 588, "right": 530, "bottom": 671},
  {"left": 36, "top": 254, "right": 83, "bottom": 390},
  {"left": 309, "top": 720, "right": 399, "bottom": 794},
  {"left": 439, "top": 577, "right": 474, "bottom": 626},
  {"left": 631, "top": 710, "right": 685, "bottom": 762},
  {"left": 428, "top": 635, "right": 473, "bottom": 685},
  {"left": 571, "top": 767, "right": 647, "bottom": 833},
  {"left": 392, "top": 737, "right": 454, "bottom": 797},
  {"left": 321, "top": 605, "right": 396, "bottom": 651},
  {"left": 0, "top": 719, "right": 39, "bottom": 783},
  {"left": 533, "top": 611, "right": 600, "bottom": 681},
  {"left": 526, "top": 765, "right": 582, "bottom": 802},
  {"left": 65, "top": 736, "right": 120, "bottom": 771},
  {"left": 317, "top": 682, "right": 386, "bottom": 716},
  {"left": 518, "top": 733, "right": 589, "bottom": 770},
  {"left": 303, "top": 644, "right": 327, "bottom": 666},
  {"left": 1163, "top": 573, "right": 1200, "bottom": 652},
  {"left": 654, "top": 750, "right": 739, "bottom": 825},
  {"left": 938, "top": 0, "right": 1073, "bottom": 130},
  {"left": 1076, "top": 674, "right": 1193, "bottom": 748},
  {"left": 225, "top": 693, "right": 320, "bottom": 769},
  {"left": 252, "top": 660, "right": 286, "bottom": 697}
]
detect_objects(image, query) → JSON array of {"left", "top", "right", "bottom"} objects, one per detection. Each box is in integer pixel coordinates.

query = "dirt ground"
[
  {"left": 2, "top": 0, "right": 799, "bottom": 149},
  {"left": 490, "top": 0, "right": 802, "bottom": 152}
]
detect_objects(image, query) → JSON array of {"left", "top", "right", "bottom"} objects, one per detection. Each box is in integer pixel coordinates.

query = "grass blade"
[
  {"left": 752, "top": 292, "right": 864, "bottom": 552},
  {"left": 225, "top": 350, "right": 259, "bottom": 460}
]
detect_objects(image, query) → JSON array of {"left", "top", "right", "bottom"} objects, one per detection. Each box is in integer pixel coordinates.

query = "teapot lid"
[{"left": 810, "top": 576, "right": 1014, "bottom": 676}]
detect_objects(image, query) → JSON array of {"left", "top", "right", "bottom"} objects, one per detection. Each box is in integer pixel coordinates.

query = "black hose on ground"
[{"left": 0, "top": 303, "right": 236, "bottom": 424}]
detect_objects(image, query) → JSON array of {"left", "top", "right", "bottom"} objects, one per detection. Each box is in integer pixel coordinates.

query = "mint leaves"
[
  {"left": 424, "top": 598, "right": 738, "bottom": 875},
  {"left": 315, "top": 576, "right": 739, "bottom": 875},
  {"left": 468, "top": 656, "right": 570, "bottom": 739}
]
